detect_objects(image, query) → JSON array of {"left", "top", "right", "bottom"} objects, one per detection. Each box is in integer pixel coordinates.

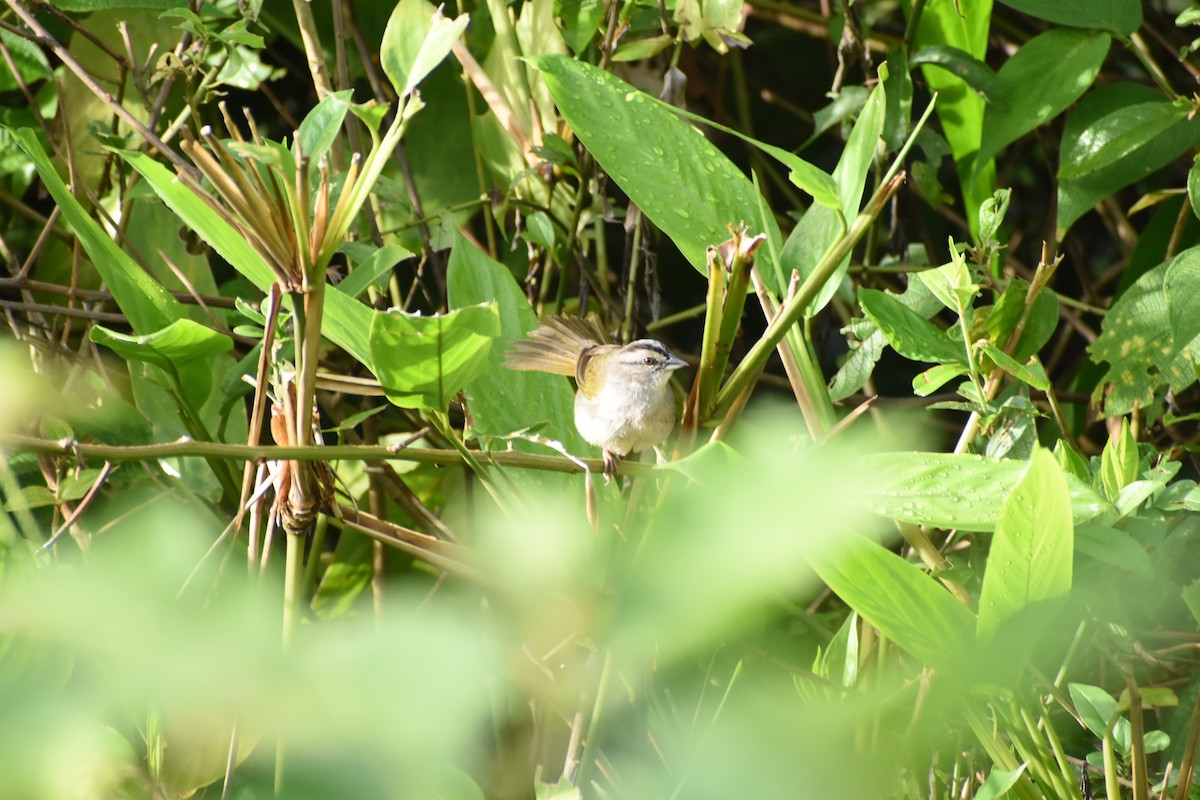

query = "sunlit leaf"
[
  {"left": 531, "top": 54, "right": 782, "bottom": 288},
  {"left": 858, "top": 288, "right": 965, "bottom": 364},
  {"left": 977, "top": 447, "right": 1073, "bottom": 642},
  {"left": 811, "top": 534, "right": 975, "bottom": 674},
  {"left": 974, "top": 29, "right": 1110, "bottom": 184},
  {"left": 369, "top": 302, "right": 500, "bottom": 410},
  {"left": 860, "top": 452, "right": 1110, "bottom": 532},
  {"left": 381, "top": 0, "right": 471, "bottom": 100},
  {"left": 997, "top": 0, "right": 1141, "bottom": 36}
]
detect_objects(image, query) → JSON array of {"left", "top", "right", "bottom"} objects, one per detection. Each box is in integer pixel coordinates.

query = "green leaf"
[
  {"left": 1059, "top": 97, "right": 1188, "bottom": 181},
  {"left": 381, "top": 0, "right": 471, "bottom": 100},
  {"left": 1069, "top": 683, "right": 1118, "bottom": 738},
  {"left": 1089, "top": 248, "right": 1200, "bottom": 416},
  {"left": 1074, "top": 523, "right": 1155, "bottom": 580},
  {"left": 1012, "top": 291, "right": 1060, "bottom": 361},
  {"left": 977, "top": 447, "right": 1073, "bottom": 642},
  {"left": 910, "top": 46, "right": 1001, "bottom": 104},
  {"left": 810, "top": 534, "right": 975, "bottom": 674},
  {"left": 311, "top": 533, "right": 373, "bottom": 621},
  {"left": 858, "top": 288, "right": 965, "bottom": 364},
  {"left": 91, "top": 320, "right": 233, "bottom": 408},
  {"left": 974, "top": 29, "right": 1110, "bottom": 184},
  {"left": 555, "top": 0, "right": 605, "bottom": 54},
  {"left": 997, "top": 0, "right": 1141, "bottom": 36},
  {"left": 10, "top": 128, "right": 183, "bottom": 333},
  {"left": 859, "top": 452, "right": 1110, "bottom": 532},
  {"left": 667, "top": 104, "right": 840, "bottom": 211},
  {"left": 1058, "top": 85, "right": 1200, "bottom": 236},
  {"left": 531, "top": 55, "right": 782, "bottom": 288},
  {"left": 909, "top": 0, "right": 995, "bottom": 236},
  {"left": 369, "top": 303, "right": 500, "bottom": 410},
  {"left": 0, "top": 28, "right": 51, "bottom": 92},
  {"left": 979, "top": 344, "right": 1050, "bottom": 391},
  {"left": 974, "top": 764, "right": 1029, "bottom": 800},
  {"left": 89, "top": 320, "right": 233, "bottom": 371},
  {"left": 612, "top": 34, "right": 674, "bottom": 62},
  {"left": 116, "top": 149, "right": 377, "bottom": 371},
  {"left": 297, "top": 90, "right": 352, "bottom": 165},
  {"left": 913, "top": 363, "right": 969, "bottom": 396},
  {"left": 338, "top": 244, "right": 412, "bottom": 300},
  {"left": 789, "top": 70, "right": 886, "bottom": 314},
  {"left": 1116, "top": 687, "right": 1177, "bottom": 714},
  {"left": 1099, "top": 418, "right": 1138, "bottom": 501},
  {"left": 1183, "top": 580, "right": 1200, "bottom": 626},
  {"left": 445, "top": 233, "right": 584, "bottom": 452},
  {"left": 1189, "top": 157, "right": 1200, "bottom": 221},
  {"left": 1165, "top": 245, "right": 1200, "bottom": 351}
]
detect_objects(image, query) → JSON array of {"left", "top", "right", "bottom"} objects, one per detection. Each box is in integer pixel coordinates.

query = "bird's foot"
[{"left": 602, "top": 449, "right": 620, "bottom": 482}]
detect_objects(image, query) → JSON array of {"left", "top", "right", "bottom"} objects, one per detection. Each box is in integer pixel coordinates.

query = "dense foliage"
[{"left": 1, "top": 0, "right": 1200, "bottom": 798}]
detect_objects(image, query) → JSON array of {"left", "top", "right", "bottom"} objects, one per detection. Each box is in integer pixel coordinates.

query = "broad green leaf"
[
  {"left": 445, "top": 233, "right": 584, "bottom": 452},
  {"left": 91, "top": 320, "right": 233, "bottom": 409},
  {"left": 10, "top": 128, "right": 182, "bottom": 333},
  {"left": 1183, "top": 580, "right": 1200, "bottom": 627},
  {"left": 910, "top": 46, "right": 1001, "bottom": 104},
  {"left": 913, "top": 363, "right": 969, "bottom": 396},
  {"left": 977, "top": 447, "right": 1073, "bottom": 641},
  {"left": 612, "top": 34, "right": 674, "bottom": 62},
  {"left": 531, "top": 55, "right": 782, "bottom": 287},
  {"left": 810, "top": 534, "right": 975, "bottom": 674},
  {"left": 1165, "top": 245, "right": 1200, "bottom": 351},
  {"left": 1116, "top": 687, "right": 1178, "bottom": 714},
  {"left": 311, "top": 533, "right": 373, "bottom": 621},
  {"left": 918, "top": 258, "right": 977, "bottom": 312},
  {"left": 860, "top": 452, "right": 1110, "bottom": 532},
  {"left": 1089, "top": 247, "right": 1200, "bottom": 416},
  {"left": 555, "top": 0, "right": 605, "bottom": 54},
  {"left": 907, "top": 0, "right": 995, "bottom": 236},
  {"left": 818, "top": 612, "right": 859, "bottom": 687},
  {"left": 1012, "top": 291, "right": 1059, "bottom": 361},
  {"left": 1058, "top": 85, "right": 1200, "bottom": 236},
  {"left": 89, "top": 320, "right": 233, "bottom": 370},
  {"left": 667, "top": 104, "right": 840, "bottom": 211},
  {"left": 1059, "top": 97, "right": 1188, "bottom": 181},
  {"left": 858, "top": 288, "right": 965, "bottom": 364},
  {"left": 117, "top": 149, "right": 377, "bottom": 371},
  {"left": 53, "top": 0, "right": 184, "bottom": 8},
  {"left": 974, "top": 29, "right": 1110, "bottom": 184},
  {"left": 0, "top": 28, "right": 51, "bottom": 92},
  {"left": 997, "top": 0, "right": 1141, "bottom": 36},
  {"left": 882, "top": 45, "right": 914, "bottom": 152},
  {"left": 1099, "top": 418, "right": 1138, "bottom": 501},
  {"left": 338, "top": 244, "right": 413, "bottom": 300},
  {"left": 297, "top": 90, "right": 352, "bottom": 165},
  {"left": 829, "top": 328, "right": 885, "bottom": 402},
  {"left": 1074, "top": 523, "right": 1154, "bottom": 580},
  {"left": 1190, "top": 157, "right": 1200, "bottom": 221},
  {"left": 974, "top": 764, "right": 1029, "bottom": 800},
  {"left": 787, "top": 70, "right": 886, "bottom": 313},
  {"left": 381, "top": 0, "right": 471, "bottom": 100},
  {"left": 979, "top": 344, "right": 1049, "bottom": 391},
  {"left": 1069, "top": 683, "right": 1118, "bottom": 738},
  {"left": 369, "top": 303, "right": 500, "bottom": 410},
  {"left": 802, "top": 86, "right": 870, "bottom": 151}
]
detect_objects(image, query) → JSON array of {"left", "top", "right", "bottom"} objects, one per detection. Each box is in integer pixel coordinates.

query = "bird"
[{"left": 504, "top": 315, "right": 687, "bottom": 475}]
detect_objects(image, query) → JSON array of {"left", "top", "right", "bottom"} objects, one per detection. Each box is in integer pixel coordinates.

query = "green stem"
[
  {"left": 574, "top": 650, "right": 614, "bottom": 791},
  {"left": 1, "top": 433, "right": 671, "bottom": 477},
  {"left": 276, "top": 528, "right": 305, "bottom": 795},
  {"left": 713, "top": 174, "right": 904, "bottom": 416}
]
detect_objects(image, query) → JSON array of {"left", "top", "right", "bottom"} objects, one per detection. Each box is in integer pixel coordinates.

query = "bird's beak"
[{"left": 666, "top": 354, "right": 687, "bottom": 371}]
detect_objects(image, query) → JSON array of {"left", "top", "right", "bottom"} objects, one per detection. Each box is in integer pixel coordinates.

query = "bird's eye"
[{"left": 642, "top": 356, "right": 656, "bottom": 366}]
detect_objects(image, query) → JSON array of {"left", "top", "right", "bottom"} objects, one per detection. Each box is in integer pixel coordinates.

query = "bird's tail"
[{"left": 503, "top": 314, "right": 609, "bottom": 376}]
